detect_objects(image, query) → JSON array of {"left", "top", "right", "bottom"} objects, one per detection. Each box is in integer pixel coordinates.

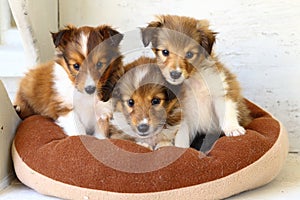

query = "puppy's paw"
[
  {"left": 136, "top": 142, "right": 154, "bottom": 150},
  {"left": 14, "top": 105, "right": 21, "bottom": 114},
  {"left": 154, "top": 141, "right": 174, "bottom": 150},
  {"left": 96, "top": 118, "right": 110, "bottom": 138},
  {"left": 95, "top": 100, "right": 113, "bottom": 120},
  {"left": 223, "top": 125, "right": 246, "bottom": 137}
]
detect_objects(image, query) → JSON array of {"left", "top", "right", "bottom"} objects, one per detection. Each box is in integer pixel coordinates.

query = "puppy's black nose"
[
  {"left": 85, "top": 85, "right": 96, "bottom": 94},
  {"left": 137, "top": 123, "right": 149, "bottom": 133},
  {"left": 170, "top": 70, "right": 182, "bottom": 79}
]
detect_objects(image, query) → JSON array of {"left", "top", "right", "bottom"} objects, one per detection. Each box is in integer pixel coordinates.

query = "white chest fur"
[
  {"left": 52, "top": 63, "right": 107, "bottom": 138},
  {"left": 73, "top": 90, "right": 98, "bottom": 134},
  {"left": 183, "top": 65, "right": 228, "bottom": 132}
]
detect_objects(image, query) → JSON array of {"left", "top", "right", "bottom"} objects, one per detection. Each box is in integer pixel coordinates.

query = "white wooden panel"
[
  {"left": 27, "top": 0, "right": 58, "bottom": 63},
  {"left": 0, "top": 0, "right": 11, "bottom": 44},
  {"left": 0, "top": 81, "right": 21, "bottom": 190},
  {"left": 9, "top": 0, "right": 58, "bottom": 66}
]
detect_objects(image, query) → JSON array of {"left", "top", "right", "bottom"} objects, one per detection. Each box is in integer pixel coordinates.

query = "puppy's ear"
[
  {"left": 51, "top": 25, "right": 75, "bottom": 48},
  {"left": 140, "top": 20, "right": 162, "bottom": 47},
  {"left": 99, "top": 26, "right": 123, "bottom": 47},
  {"left": 196, "top": 20, "right": 217, "bottom": 55}
]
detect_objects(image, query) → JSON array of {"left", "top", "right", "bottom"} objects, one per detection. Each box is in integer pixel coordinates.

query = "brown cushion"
[{"left": 12, "top": 100, "right": 288, "bottom": 199}]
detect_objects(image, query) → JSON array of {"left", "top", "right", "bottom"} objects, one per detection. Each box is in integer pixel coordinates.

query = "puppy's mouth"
[
  {"left": 166, "top": 76, "right": 185, "bottom": 85},
  {"left": 136, "top": 132, "right": 151, "bottom": 138},
  {"left": 162, "top": 69, "right": 186, "bottom": 85}
]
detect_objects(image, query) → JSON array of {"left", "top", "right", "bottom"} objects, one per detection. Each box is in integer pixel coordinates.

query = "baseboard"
[{"left": 0, "top": 172, "right": 16, "bottom": 191}]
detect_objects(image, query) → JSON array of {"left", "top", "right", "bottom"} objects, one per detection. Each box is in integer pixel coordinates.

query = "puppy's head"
[
  {"left": 51, "top": 25, "right": 124, "bottom": 101},
  {"left": 113, "top": 57, "right": 180, "bottom": 138},
  {"left": 141, "top": 15, "right": 216, "bottom": 85}
]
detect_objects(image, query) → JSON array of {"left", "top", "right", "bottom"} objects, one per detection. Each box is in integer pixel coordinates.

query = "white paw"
[
  {"left": 154, "top": 141, "right": 174, "bottom": 150},
  {"left": 95, "top": 118, "right": 109, "bottom": 138},
  {"left": 136, "top": 142, "right": 154, "bottom": 150},
  {"left": 223, "top": 125, "right": 246, "bottom": 137},
  {"left": 95, "top": 100, "right": 112, "bottom": 120},
  {"left": 174, "top": 123, "right": 190, "bottom": 148},
  {"left": 56, "top": 112, "right": 86, "bottom": 136}
]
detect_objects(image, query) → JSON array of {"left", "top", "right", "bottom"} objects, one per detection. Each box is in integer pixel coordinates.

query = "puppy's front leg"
[
  {"left": 136, "top": 141, "right": 154, "bottom": 150},
  {"left": 174, "top": 121, "right": 190, "bottom": 148},
  {"left": 214, "top": 97, "right": 245, "bottom": 137},
  {"left": 154, "top": 141, "right": 174, "bottom": 150},
  {"left": 56, "top": 111, "right": 86, "bottom": 136},
  {"left": 95, "top": 118, "right": 109, "bottom": 139},
  {"left": 94, "top": 100, "right": 113, "bottom": 139}
]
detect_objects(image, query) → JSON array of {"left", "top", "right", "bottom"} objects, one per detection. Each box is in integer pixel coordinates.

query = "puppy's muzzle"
[
  {"left": 85, "top": 85, "right": 96, "bottom": 95},
  {"left": 170, "top": 70, "right": 182, "bottom": 80}
]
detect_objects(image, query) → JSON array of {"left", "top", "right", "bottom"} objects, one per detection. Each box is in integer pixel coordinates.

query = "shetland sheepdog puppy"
[
  {"left": 141, "top": 15, "right": 252, "bottom": 149},
  {"left": 110, "top": 57, "right": 182, "bottom": 150},
  {"left": 14, "top": 25, "right": 124, "bottom": 138}
]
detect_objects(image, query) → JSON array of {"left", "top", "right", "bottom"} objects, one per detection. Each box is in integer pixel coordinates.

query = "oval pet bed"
[{"left": 12, "top": 100, "right": 288, "bottom": 200}]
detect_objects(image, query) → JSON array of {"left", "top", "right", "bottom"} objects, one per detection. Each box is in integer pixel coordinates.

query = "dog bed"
[{"left": 12, "top": 100, "right": 288, "bottom": 200}]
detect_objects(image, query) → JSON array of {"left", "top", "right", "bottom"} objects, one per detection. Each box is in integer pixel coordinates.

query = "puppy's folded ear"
[
  {"left": 196, "top": 20, "right": 217, "bottom": 55},
  {"left": 99, "top": 26, "right": 123, "bottom": 47},
  {"left": 51, "top": 25, "right": 75, "bottom": 48},
  {"left": 112, "top": 86, "right": 121, "bottom": 100},
  {"left": 140, "top": 21, "right": 162, "bottom": 47}
]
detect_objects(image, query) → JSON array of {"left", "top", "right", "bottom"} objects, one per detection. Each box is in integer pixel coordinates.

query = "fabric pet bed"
[{"left": 12, "top": 100, "right": 288, "bottom": 200}]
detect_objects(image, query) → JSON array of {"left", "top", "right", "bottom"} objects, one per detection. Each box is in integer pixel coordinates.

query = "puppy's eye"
[
  {"left": 162, "top": 49, "right": 169, "bottom": 57},
  {"left": 73, "top": 63, "right": 80, "bottom": 71},
  {"left": 151, "top": 98, "right": 161, "bottom": 105},
  {"left": 96, "top": 61, "right": 103, "bottom": 69},
  {"left": 185, "top": 51, "right": 194, "bottom": 59},
  {"left": 127, "top": 99, "right": 135, "bottom": 107}
]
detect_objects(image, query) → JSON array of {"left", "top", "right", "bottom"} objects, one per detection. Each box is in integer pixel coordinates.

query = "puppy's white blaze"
[
  {"left": 52, "top": 63, "right": 74, "bottom": 106},
  {"left": 85, "top": 72, "right": 95, "bottom": 87},
  {"left": 80, "top": 32, "right": 89, "bottom": 57},
  {"left": 176, "top": 67, "right": 181, "bottom": 72},
  {"left": 141, "top": 118, "right": 149, "bottom": 124},
  {"left": 176, "top": 59, "right": 180, "bottom": 70},
  {"left": 133, "top": 66, "right": 149, "bottom": 88}
]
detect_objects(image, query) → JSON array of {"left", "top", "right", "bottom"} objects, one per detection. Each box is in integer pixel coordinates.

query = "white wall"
[{"left": 59, "top": 0, "right": 300, "bottom": 151}]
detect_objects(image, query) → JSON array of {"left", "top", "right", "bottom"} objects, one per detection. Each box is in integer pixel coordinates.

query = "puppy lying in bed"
[
  {"left": 141, "top": 15, "right": 252, "bottom": 149},
  {"left": 109, "top": 57, "right": 182, "bottom": 150}
]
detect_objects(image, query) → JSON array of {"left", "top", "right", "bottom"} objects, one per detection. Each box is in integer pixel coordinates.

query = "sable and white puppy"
[
  {"left": 110, "top": 57, "right": 182, "bottom": 150},
  {"left": 141, "top": 15, "right": 252, "bottom": 149},
  {"left": 15, "top": 25, "right": 124, "bottom": 138}
]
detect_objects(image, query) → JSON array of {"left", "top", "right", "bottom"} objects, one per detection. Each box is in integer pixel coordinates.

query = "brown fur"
[
  {"left": 15, "top": 61, "right": 71, "bottom": 119},
  {"left": 15, "top": 25, "right": 124, "bottom": 120},
  {"left": 141, "top": 15, "right": 251, "bottom": 134},
  {"left": 110, "top": 57, "right": 182, "bottom": 150}
]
